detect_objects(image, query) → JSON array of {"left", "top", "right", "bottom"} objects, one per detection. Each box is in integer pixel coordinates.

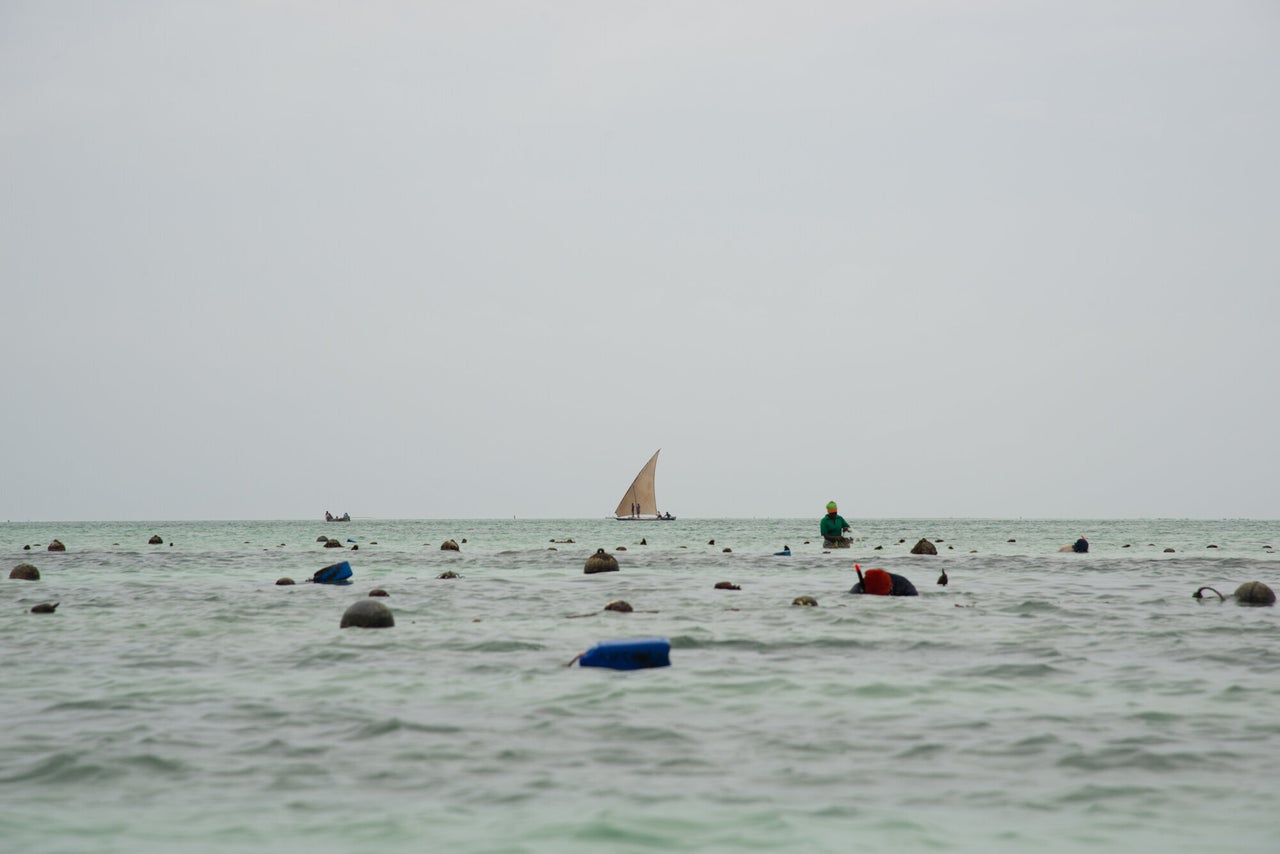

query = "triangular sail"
[{"left": 614, "top": 450, "right": 661, "bottom": 518}]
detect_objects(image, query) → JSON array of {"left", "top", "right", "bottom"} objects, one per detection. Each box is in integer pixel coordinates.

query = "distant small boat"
[
  {"left": 325, "top": 511, "right": 351, "bottom": 522},
  {"left": 613, "top": 450, "right": 676, "bottom": 521}
]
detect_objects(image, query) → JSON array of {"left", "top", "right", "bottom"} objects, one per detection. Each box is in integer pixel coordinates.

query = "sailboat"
[{"left": 613, "top": 449, "right": 676, "bottom": 521}]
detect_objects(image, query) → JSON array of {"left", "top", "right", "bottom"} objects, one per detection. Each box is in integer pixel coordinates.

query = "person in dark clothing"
[
  {"left": 1072, "top": 536, "right": 1089, "bottom": 553},
  {"left": 849, "top": 566, "right": 918, "bottom": 597}
]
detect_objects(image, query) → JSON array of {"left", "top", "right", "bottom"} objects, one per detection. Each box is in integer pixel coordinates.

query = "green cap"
[{"left": 826, "top": 501, "right": 837, "bottom": 511}]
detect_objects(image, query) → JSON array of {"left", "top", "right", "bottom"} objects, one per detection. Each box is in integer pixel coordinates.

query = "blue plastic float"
[
  {"left": 578, "top": 637, "right": 671, "bottom": 670},
  {"left": 311, "top": 561, "right": 353, "bottom": 585}
]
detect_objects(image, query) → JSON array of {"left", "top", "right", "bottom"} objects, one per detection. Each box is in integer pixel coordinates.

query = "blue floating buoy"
[
  {"left": 578, "top": 637, "right": 671, "bottom": 670},
  {"left": 311, "top": 561, "right": 353, "bottom": 585}
]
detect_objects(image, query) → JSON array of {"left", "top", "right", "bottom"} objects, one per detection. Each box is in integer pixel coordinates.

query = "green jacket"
[{"left": 820, "top": 513, "right": 850, "bottom": 539}]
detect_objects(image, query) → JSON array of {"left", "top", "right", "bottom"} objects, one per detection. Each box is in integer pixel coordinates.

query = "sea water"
[{"left": 2, "top": 518, "right": 1277, "bottom": 853}]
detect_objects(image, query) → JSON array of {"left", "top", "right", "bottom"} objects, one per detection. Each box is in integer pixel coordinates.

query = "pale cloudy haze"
[{"left": 3, "top": 1, "right": 1277, "bottom": 521}]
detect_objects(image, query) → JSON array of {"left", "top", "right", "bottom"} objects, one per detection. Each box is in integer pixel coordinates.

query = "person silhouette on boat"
[
  {"left": 850, "top": 565, "right": 919, "bottom": 596},
  {"left": 325, "top": 510, "right": 334, "bottom": 522},
  {"left": 820, "top": 501, "right": 851, "bottom": 547}
]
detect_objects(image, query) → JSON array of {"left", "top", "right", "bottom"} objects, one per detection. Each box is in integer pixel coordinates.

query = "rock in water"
[
  {"left": 340, "top": 599, "right": 395, "bottom": 628},
  {"left": 604, "top": 599, "right": 633, "bottom": 612},
  {"left": 584, "top": 549, "right": 619, "bottom": 574},
  {"left": 47, "top": 540, "right": 66, "bottom": 552},
  {"left": 148, "top": 535, "right": 163, "bottom": 545},
  {"left": 30, "top": 602, "right": 59, "bottom": 613},
  {"left": 440, "top": 539, "right": 460, "bottom": 551},
  {"left": 910, "top": 538, "right": 937, "bottom": 555},
  {"left": 9, "top": 563, "right": 40, "bottom": 580},
  {"left": 276, "top": 577, "right": 295, "bottom": 586},
  {"left": 792, "top": 596, "right": 818, "bottom": 607},
  {"left": 1234, "top": 581, "right": 1276, "bottom": 606}
]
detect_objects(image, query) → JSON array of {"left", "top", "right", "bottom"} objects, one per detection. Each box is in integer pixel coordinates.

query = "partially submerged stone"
[
  {"left": 9, "top": 563, "right": 39, "bottom": 581},
  {"left": 1234, "top": 581, "right": 1276, "bottom": 606},
  {"left": 440, "top": 539, "right": 460, "bottom": 551},
  {"left": 792, "top": 596, "right": 818, "bottom": 607},
  {"left": 340, "top": 599, "right": 394, "bottom": 628},
  {"left": 47, "top": 540, "right": 65, "bottom": 552},
  {"left": 910, "top": 538, "right": 937, "bottom": 556}
]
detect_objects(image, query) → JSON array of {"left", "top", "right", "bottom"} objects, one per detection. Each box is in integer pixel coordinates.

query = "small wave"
[
  {"left": 349, "top": 718, "right": 467, "bottom": 740},
  {"left": 1057, "top": 747, "right": 1214, "bottom": 772},
  {"left": 0, "top": 752, "right": 118, "bottom": 785},
  {"left": 959, "top": 663, "right": 1064, "bottom": 679}
]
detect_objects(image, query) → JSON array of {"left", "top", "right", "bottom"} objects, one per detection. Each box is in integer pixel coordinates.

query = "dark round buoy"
[
  {"left": 461, "top": 538, "right": 468, "bottom": 544},
  {"left": 1234, "top": 581, "right": 1276, "bottom": 606},
  {"left": 368, "top": 588, "right": 389, "bottom": 597},
  {"left": 584, "top": 549, "right": 619, "bottom": 574},
  {"left": 604, "top": 599, "right": 633, "bottom": 612},
  {"left": 9, "top": 563, "right": 39, "bottom": 580},
  {"left": 148, "top": 534, "right": 163, "bottom": 545},
  {"left": 47, "top": 540, "right": 66, "bottom": 552},
  {"left": 440, "top": 539, "right": 460, "bottom": 551},
  {"left": 30, "top": 602, "right": 58, "bottom": 613},
  {"left": 340, "top": 599, "right": 395, "bottom": 628},
  {"left": 276, "top": 577, "right": 295, "bottom": 586},
  {"left": 792, "top": 596, "right": 818, "bottom": 607},
  {"left": 708, "top": 539, "right": 715, "bottom": 545},
  {"left": 714, "top": 581, "right": 740, "bottom": 590},
  {"left": 23, "top": 545, "right": 31, "bottom": 551}
]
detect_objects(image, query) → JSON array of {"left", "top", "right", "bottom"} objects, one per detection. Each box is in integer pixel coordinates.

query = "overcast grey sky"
[{"left": 3, "top": 1, "right": 1278, "bottom": 521}]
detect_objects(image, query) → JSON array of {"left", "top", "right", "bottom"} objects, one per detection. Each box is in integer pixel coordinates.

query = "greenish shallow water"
[{"left": 2, "top": 518, "right": 1278, "bottom": 853}]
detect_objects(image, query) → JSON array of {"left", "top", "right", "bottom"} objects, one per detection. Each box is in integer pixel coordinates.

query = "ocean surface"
[{"left": 2, "top": 517, "right": 1277, "bottom": 853}]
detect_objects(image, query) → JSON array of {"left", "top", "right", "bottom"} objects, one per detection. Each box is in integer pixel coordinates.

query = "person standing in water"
[{"left": 820, "top": 501, "right": 851, "bottom": 547}]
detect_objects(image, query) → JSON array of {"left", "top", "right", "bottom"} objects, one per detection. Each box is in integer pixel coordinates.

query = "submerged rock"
[
  {"left": 276, "top": 577, "right": 295, "bottom": 586},
  {"left": 1234, "top": 581, "right": 1276, "bottom": 606},
  {"left": 792, "top": 596, "right": 818, "bottom": 607},
  {"left": 910, "top": 538, "right": 937, "bottom": 556},
  {"left": 714, "top": 581, "right": 740, "bottom": 590},
  {"left": 440, "top": 539, "right": 460, "bottom": 551},
  {"left": 340, "top": 599, "right": 394, "bottom": 628},
  {"left": 47, "top": 540, "right": 65, "bottom": 552},
  {"left": 30, "top": 602, "right": 58, "bottom": 613},
  {"left": 604, "top": 599, "right": 633, "bottom": 612},
  {"left": 148, "top": 535, "right": 163, "bottom": 545},
  {"left": 9, "top": 563, "right": 39, "bottom": 581}
]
